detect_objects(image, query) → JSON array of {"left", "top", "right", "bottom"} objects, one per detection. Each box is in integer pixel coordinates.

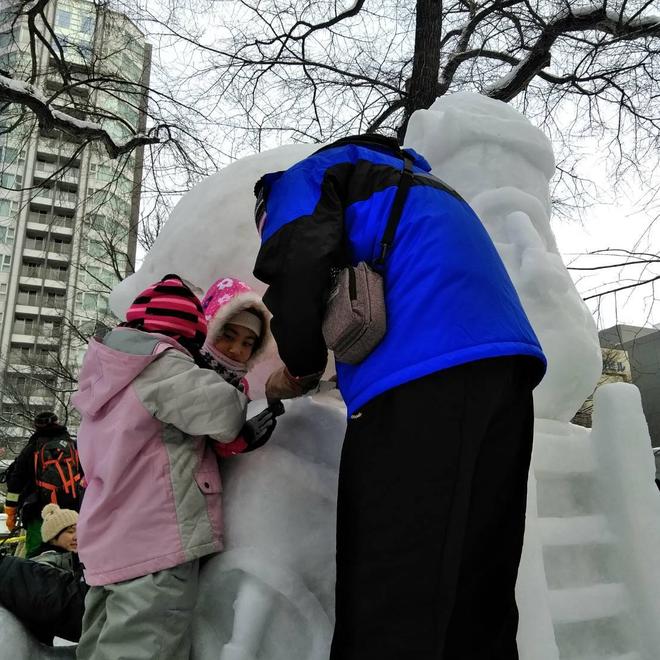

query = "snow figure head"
[{"left": 404, "top": 91, "right": 601, "bottom": 421}]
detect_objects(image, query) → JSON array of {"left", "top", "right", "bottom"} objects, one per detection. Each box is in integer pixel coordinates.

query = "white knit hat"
[
  {"left": 41, "top": 503, "right": 78, "bottom": 542},
  {"left": 228, "top": 309, "right": 262, "bottom": 338}
]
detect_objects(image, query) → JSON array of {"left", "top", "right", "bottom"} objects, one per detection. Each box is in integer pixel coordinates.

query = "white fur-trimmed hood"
[{"left": 205, "top": 289, "right": 273, "bottom": 368}]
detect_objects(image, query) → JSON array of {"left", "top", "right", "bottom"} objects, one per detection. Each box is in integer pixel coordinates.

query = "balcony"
[
  {"left": 25, "top": 236, "right": 72, "bottom": 252},
  {"left": 16, "top": 292, "right": 65, "bottom": 315},
  {"left": 30, "top": 187, "right": 78, "bottom": 212},
  {"left": 19, "top": 266, "right": 69, "bottom": 289},
  {"left": 37, "top": 138, "right": 78, "bottom": 159},
  {"left": 23, "top": 237, "right": 72, "bottom": 262},
  {"left": 44, "top": 77, "right": 90, "bottom": 101},
  {"left": 8, "top": 349, "right": 59, "bottom": 367},
  {"left": 34, "top": 329, "right": 63, "bottom": 347},
  {"left": 33, "top": 161, "right": 80, "bottom": 186},
  {"left": 27, "top": 213, "right": 75, "bottom": 237},
  {"left": 17, "top": 291, "right": 65, "bottom": 306},
  {"left": 14, "top": 303, "right": 39, "bottom": 317},
  {"left": 2, "top": 383, "right": 57, "bottom": 402},
  {"left": 12, "top": 321, "right": 62, "bottom": 341},
  {"left": 9, "top": 334, "right": 36, "bottom": 345}
]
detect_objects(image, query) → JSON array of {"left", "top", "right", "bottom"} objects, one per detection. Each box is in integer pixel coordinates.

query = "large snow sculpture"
[
  {"left": 403, "top": 93, "right": 660, "bottom": 660},
  {"left": 405, "top": 91, "right": 602, "bottom": 422},
  {"left": 110, "top": 144, "right": 316, "bottom": 311},
  {"left": 192, "top": 395, "right": 345, "bottom": 660},
  {"left": 5, "top": 92, "right": 660, "bottom": 660}
]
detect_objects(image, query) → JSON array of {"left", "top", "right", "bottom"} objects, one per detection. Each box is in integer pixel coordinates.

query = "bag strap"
[{"left": 375, "top": 154, "right": 414, "bottom": 266}]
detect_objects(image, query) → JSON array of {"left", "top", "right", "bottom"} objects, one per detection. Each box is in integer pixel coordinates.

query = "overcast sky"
[{"left": 553, "top": 185, "right": 660, "bottom": 332}]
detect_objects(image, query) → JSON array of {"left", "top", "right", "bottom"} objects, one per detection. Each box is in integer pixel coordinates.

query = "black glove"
[{"left": 240, "top": 407, "right": 278, "bottom": 452}]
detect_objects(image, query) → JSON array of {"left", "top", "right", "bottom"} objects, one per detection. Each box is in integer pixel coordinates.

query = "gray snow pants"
[{"left": 76, "top": 559, "right": 199, "bottom": 660}]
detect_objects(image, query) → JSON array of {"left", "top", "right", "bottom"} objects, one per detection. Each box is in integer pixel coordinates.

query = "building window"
[
  {"left": 0, "top": 199, "right": 9, "bottom": 217},
  {"left": 87, "top": 238, "right": 105, "bottom": 258},
  {"left": 1, "top": 255, "right": 10, "bottom": 271},
  {"left": 0, "top": 225, "right": 15, "bottom": 244},
  {"left": 0, "top": 31, "right": 12, "bottom": 49},
  {"left": 0, "top": 146, "right": 18, "bottom": 163},
  {"left": 96, "top": 165, "right": 113, "bottom": 182},
  {"left": 55, "top": 10, "right": 71, "bottom": 28},
  {"left": 13, "top": 317, "right": 34, "bottom": 335},
  {"left": 80, "top": 292, "right": 109, "bottom": 313},
  {"left": 81, "top": 15, "right": 94, "bottom": 34}
]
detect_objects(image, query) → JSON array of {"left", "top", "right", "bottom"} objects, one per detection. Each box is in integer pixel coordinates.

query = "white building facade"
[{"left": 0, "top": 0, "right": 150, "bottom": 449}]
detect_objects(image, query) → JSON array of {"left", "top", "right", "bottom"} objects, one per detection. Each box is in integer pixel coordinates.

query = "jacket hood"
[
  {"left": 314, "top": 134, "right": 432, "bottom": 172},
  {"left": 30, "top": 424, "right": 68, "bottom": 438},
  {"left": 200, "top": 277, "right": 273, "bottom": 367},
  {"left": 71, "top": 328, "right": 186, "bottom": 416},
  {"left": 256, "top": 136, "right": 432, "bottom": 197},
  {"left": 402, "top": 147, "right": 431, "bottom": 172}
]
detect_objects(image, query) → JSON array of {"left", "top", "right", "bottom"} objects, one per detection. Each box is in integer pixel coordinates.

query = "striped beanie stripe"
[{"left": 125, "top": 274, "right": 207, "bottom": 348}]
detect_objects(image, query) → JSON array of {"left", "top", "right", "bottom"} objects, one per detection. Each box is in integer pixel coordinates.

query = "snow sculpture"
[
  {"left": 192, "top": 394, "right": 345, "bottom": 660},
  {"left": 110, "top": 144, "right": 316, "bottom": 311},
  {"left": 405, "top": 91, "right": 602, "bottom": 422},
  {"left": 5, "top": 92, "right": 660, "bottom": 659},
  {"left": 404, "top": 93, "right": 660, "bottom": 660}
]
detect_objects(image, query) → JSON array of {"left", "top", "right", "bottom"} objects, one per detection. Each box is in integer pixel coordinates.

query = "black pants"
[{"left": 330, "top": 357, "right": 535, "bottom": 660}]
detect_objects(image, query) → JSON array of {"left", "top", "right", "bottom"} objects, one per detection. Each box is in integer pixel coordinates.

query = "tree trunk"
[{"left": 399, "top": 0, "right": 443, "bottom": 140}]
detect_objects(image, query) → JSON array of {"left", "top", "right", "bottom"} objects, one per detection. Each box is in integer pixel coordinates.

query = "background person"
[
  {"left": 32, "top": 503, "right": 79, "bottom": 572},
  {"left": 4, "top": 412, "right": 82, "bottom": 558},
  {"left": 0, "top": 503, "right": 86, "bottom": 645}
]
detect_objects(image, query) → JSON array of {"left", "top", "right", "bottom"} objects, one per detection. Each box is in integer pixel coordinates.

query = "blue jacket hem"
[{"left": 344, "top": 342, "right": 546, "bottom": 416}]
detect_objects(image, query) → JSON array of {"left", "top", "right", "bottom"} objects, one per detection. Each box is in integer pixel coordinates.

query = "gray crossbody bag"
[{"left": 322, "top": 154, "right": 414, "bottom": 364}]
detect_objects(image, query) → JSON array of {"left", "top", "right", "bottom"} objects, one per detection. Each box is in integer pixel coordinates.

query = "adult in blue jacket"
[{"left": 254, "top": 134, "right": 546, "bottom": 660}]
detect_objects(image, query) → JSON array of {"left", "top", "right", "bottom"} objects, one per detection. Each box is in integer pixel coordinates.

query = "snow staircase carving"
[
  {"left": 534, "top": 419, "right": 638, "bottom": 660},
  {"left": 523, "top": 384, "right": 660, "bottom": 660}
]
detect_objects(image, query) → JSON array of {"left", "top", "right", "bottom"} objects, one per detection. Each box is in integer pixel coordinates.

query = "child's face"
[
  {"left": 214, "top": 323, "right": 257, "bottom": 364},
  {"left": 52, "top": 525, "right": 78, "bottom": 553}
]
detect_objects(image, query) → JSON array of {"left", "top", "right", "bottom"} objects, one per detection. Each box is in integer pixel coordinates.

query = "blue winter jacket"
[{"left": 254, "top": 135, "right": 546, "bottom": 415}]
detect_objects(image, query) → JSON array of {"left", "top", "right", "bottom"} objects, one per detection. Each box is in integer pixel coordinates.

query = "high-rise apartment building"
[{"left": 0, "top": 0, "right": 151, "bottom": 449}]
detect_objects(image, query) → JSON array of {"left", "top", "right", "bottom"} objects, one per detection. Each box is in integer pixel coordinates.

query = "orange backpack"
[{"left": 33, "top": 432, "right": 83, "bottom": 510}]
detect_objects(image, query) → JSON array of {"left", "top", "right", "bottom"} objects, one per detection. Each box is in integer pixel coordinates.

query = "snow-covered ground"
[{"left": 3, "top": 92, "right": 660, "bottom": 659}]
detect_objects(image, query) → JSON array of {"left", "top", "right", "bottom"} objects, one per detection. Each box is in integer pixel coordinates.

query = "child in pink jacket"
[
  {"left": 73, "top": 275, "right": 249, "bottom": 660},
  {"left": 199, "top": 276, "right": 279, "bottom": 457}
]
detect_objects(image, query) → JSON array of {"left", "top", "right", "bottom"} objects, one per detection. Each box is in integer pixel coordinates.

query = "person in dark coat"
[
  {"left": 0, "top": 504, "right": 86, "bottom": 646},
  {"left": 253, "top": 134, "right": 547, "bottom": 660},
  {"left": 4, "top": 412, "right": 82, "bottom": 558}
]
